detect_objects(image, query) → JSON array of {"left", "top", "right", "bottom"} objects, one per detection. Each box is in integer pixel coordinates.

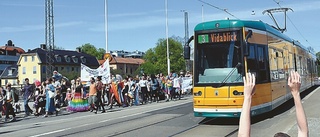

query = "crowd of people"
[
  {"left": 0, "top": 70, "right": 311, "bottom": 136},
  {"left": 0, "top": 71, "right": 193, "bottom": 122}
]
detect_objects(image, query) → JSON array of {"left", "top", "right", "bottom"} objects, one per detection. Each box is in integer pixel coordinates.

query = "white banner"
[
  {"left": 181, "top": 77, "right": 193, "bottom": 91},
  {"left": 81, "top": 59, "right": 111, "bottom": 84}
]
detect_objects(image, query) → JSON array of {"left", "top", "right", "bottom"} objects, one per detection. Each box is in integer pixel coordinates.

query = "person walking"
[
  {"left": 43, "top": 78, "right": 56, "bottom": 117},
  {"left": 138, "top": 75, "right": 148, "bottom": 104},
  {"left": 4, "top": 83, "right": 16, "bottom": 122},
  {"left": 67, "top": 78, "right": 89, "bottom": 112},
  {"left": 95, "top": 76, "right": 106, "bottom": 113},
  {"left": 150, "top": 74, "right": 159, "bottom": 103},
  {"left": 88, "top": 77, "right": 98, "bottom": 113},
  {"left": 21, "top": 78, "right": 34, "bottom": 117}
]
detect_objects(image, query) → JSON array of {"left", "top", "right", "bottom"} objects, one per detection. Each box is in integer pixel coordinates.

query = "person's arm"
[
  {"left": 288, "top": 71, "right": 308, "bottom": 137},
  {"left": 238, "top": 72, "right": 256, "bottom": 137}
]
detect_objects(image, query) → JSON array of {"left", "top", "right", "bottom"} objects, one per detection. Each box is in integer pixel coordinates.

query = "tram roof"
[{"left": 194, "top": 19, "right": 292, "bottom": 42}]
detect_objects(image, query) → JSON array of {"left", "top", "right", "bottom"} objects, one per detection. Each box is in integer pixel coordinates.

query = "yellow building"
[{"left": 17, "top": 46, "right": 99, "bottom": 84}]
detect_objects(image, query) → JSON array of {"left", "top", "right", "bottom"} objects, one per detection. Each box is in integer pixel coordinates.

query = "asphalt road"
[{"left": 1, "top": 86, "right": 319, "bottom": 137}]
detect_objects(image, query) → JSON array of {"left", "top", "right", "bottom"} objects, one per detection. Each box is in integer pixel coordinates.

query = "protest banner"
[{"left": 81, "top": 59, "right": 111, "bottom": 84}]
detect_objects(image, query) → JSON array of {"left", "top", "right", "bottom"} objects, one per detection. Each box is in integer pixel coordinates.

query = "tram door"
[{"left": 270, "top": 48, "right": 286, "bottom": 108}]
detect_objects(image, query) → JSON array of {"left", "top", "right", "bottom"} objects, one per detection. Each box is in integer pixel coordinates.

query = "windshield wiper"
[{"left": 214, "top": 62, "right": 241, "bottom": 88}]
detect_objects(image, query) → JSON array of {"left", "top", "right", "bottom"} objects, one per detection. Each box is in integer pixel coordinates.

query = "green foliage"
[
  {"left": 141, "top": 36, "right": 185, "bottom": 75},
  {"left": 78, "top": 43, "right": 106, "bottom": 59},
  {"left": 59, "top": 70, "right": 79, "bottom": 81},
  {"left": 316, "top": 52, "right": 320, "bottom": 60},
  {"left": 316, "top": 52, "right": 320, "bottom": 76},
  {"left": 53, "top": 45, "right": 64, "bottom": 50}
]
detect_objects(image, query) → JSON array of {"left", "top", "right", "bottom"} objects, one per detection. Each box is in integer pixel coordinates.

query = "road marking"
[
  {"left": 29, "top": 98, "right": 192, "bottom": 136},
  {"left": 30, "top": 128, "right": 71, "bottom": 137}
]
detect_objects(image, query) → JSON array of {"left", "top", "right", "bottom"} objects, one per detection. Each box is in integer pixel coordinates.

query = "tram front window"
[{"left": 196, "top": 41, "right": 243, "bottom": 84}]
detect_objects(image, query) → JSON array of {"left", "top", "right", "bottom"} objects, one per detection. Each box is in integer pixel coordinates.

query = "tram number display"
[{"left": 198, "top": 31, "right": 239, "bottom": 44}]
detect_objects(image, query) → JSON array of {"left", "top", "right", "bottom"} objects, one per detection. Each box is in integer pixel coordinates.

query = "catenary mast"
[{"left": 45, "top": 0, "right": 55, "bottom": 79}]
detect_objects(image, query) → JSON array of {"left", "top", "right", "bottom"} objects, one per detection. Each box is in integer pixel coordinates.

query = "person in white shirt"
[
  {"left": 139, "top": 75, "right": 148, "bottom": 104},
  {"left": 172, "top": 73, "right": 182, "bottom": 100}
]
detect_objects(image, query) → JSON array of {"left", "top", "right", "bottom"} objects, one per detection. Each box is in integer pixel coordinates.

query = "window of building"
[
  {"left": 76, "top": 67, "right": 79, "bottom": 72},
  {"left": 24, "top": 56, "right": 27, "bottom": 62},
  {"left": 80, "top": 56, "right": 86, "bottom": 63},
  {"left": 23, "top": 67, "right": 26, "bottom": 74},
  {"left": 32, "top": 56, "right": 35, "bottom": 62},
  {"left": 55, "top": 55, "right": 61, "bottom": 62},
  {"left": 33, "top": 66, "right": 37, "bottom": 74},
  {"left": 61, "top": 67, "right": 64, "bottom": 71},
  {"left": 72, "top": 67, "right": 74, "bottom": 71},
  {"left": 8, "top": 69, "right": 13, "bottom": 76},
  {"left": 66, "top": 67, "right": 70, "bottom": 72},
  {"left": 72, "top": 56, "right": 78, "bottom": 63},
  {"left": 5, "top": 79, "right": 8, "bottom": 85},
  {"left": 13, "top": 79, "right": 17, "bottom": 85},
  {"left": 65, "top": 55, "right": 70, "bottom": 63}
]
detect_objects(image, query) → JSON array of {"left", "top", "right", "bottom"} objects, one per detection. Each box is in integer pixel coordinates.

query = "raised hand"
[
  {"left": 288, "top": 71, "right": 301, "bottom": 95},
  {"left": 243, "top": 72, "right": 256, "bottom": 98}
]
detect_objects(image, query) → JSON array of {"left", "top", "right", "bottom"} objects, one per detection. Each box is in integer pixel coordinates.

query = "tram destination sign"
[{"left": 198, "top": 31, "right": 239, "bottom": 44}]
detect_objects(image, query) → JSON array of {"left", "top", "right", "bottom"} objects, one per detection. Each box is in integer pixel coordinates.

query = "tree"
[
  {"left": 316, "top": 52, "right": 320, "bottom": 60},
  {"left": 78, "top": 43, "right": 105, "bottom": 59},
  {"left": 59, "top": 70, "right": 79, "bottom": 81},
  {"left": 316, "top": 52, "right": 320, "bottom": 76},
  {"left": 54, "top": 45, "right": 64, "bottom": 50},
  {"left": 141, "top": 36, "right": 185, "bottom": 75}
]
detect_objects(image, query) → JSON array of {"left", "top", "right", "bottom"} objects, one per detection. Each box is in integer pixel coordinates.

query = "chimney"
[
  {"left": 28, "top": 49, "right": 31, "bottom": 52},
  {"left": 40, "top": 44, "right": 46, "bottom": 50},
  {"left": 7, "top": 40, "right": 13, "bottom": 46},
  {"left": 76, "top": 47, "right": 81, "bottom": 52}
]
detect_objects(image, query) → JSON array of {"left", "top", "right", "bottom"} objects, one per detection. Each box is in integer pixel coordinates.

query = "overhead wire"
[
  {"left": 272, "top": 0, "right": 313, "bottom": 48},
  {"left": 198, "top": 0, "right": 239, "bottom": 19}
]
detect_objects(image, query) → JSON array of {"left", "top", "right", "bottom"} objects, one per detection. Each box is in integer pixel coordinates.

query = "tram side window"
[
  {"left": 247, "top": 45, "right": 257, "bottom": 75},
  {"left": 307, "top": 59, "right": 312, "bottom": 74},
  {"left": 297, "top": 56, "right": 302, "bottom": 75},
  {"left": 257, "top": 46, "right": 268, "bottom": 82}
]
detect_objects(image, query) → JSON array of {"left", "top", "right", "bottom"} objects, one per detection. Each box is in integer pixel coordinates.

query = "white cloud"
[{"left": 0, "top": 21, "right": 85, "bottom": 33}]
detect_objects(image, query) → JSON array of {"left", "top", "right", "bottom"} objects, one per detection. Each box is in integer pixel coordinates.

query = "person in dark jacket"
[{"left": 21, "top": 78, "right": 34, "bottom": 117}]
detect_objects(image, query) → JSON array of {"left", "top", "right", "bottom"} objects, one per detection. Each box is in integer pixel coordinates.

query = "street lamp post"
[
  {"left": 181, "top": 10, "right": 190, "bottom": 72},
  {"left": 104, "top": 0, "right": 108, "bottom": 53},
  {"left": 165, "top": 0, "right": 170, "bottom": 75}
]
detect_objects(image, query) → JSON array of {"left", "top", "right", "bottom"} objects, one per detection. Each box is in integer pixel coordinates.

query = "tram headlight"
[{"left": 194, "top": 91, "right": 202, "bottom": 96}]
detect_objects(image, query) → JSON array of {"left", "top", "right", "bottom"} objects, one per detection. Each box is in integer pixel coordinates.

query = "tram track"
[{"left": 54, "top": 101, "right": 195, "bottom": 137}]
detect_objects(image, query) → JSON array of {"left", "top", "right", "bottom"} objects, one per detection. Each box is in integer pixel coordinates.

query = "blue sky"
[{"left": 1, "top": 0, "right": 320, "bottom": 53}]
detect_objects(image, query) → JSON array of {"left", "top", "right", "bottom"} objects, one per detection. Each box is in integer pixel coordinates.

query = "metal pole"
[
  {"left": 182, "top": 10, "right": 190, "bottom": 72},
  {"left": 165, "top": 0, "right": 170, "bottom": 75},
  {"left": 202, "top": 5, "right": 204, "bottom": 22},
  {"left": 105, "top": 0, "right": 108, "bottom": 53}
]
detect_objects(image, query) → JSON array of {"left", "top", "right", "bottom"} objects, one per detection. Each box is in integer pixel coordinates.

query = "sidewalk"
[{"left": 286, "top": 86, "right": 320, "bottom": 137}]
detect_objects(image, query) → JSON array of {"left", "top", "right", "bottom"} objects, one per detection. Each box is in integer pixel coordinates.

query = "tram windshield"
[{"left": 195, "top": 41, "right": 243, "bottom": 85}]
